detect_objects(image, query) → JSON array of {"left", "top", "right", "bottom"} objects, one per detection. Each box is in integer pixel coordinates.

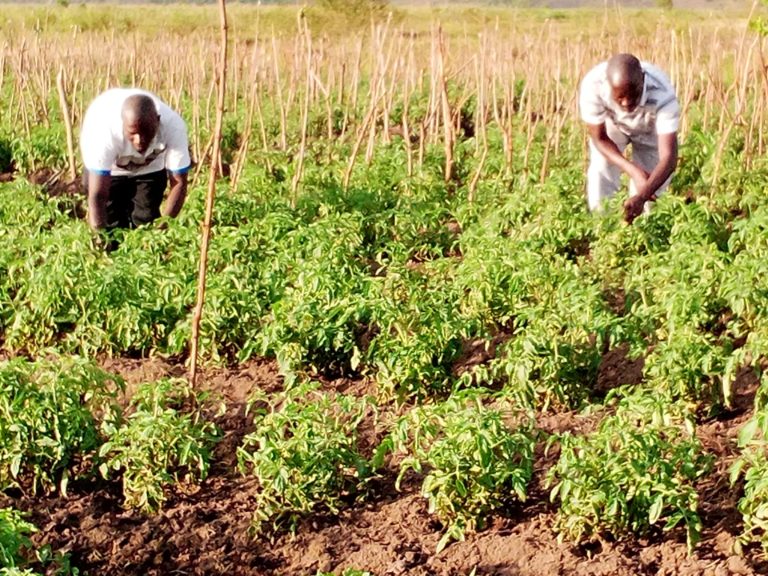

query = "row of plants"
[
  {"left": 0, "top": 357, "right": 217, "bottom": 574},
  {"left": 2, "top": 125, "right": 763, "bottom": 408},
  {"left": 2, "top": 94, "right": 768, "bottom": 566},
  {"left": 4, "top": 355, "right": 764, "bottom": 557},
  {"left": 0, "top": 357, "right": 217, "bottom": 512}
]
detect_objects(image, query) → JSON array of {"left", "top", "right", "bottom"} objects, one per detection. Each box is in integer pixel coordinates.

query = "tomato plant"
[
  {"left": 548, "top": 391, "right": 712, "bottom": 551},
  {"left": 98, "top": 379, "right": 220, "bottom": 513}
]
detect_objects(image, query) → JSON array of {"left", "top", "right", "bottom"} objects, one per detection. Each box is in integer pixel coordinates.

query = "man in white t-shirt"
[
  {"left": 579, "top": 53, "right": 680, "bottom": 223},
  {"left": 80, "top": 88, "right": 191, "bottom": 234}
]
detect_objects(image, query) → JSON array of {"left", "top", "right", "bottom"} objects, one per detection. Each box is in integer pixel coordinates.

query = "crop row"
[{"left": 3, "top": 355, "right": 757, "bottom": 570}]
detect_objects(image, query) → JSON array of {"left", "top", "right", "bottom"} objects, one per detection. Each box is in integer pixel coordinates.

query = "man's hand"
[
  {"left": 623, "top": 194, "right": 647, "bottom": 224},
  {"left": 623, "top": 165, "right": 654, "bottom": 224},
  {"left": 91, "top": 230, "right": 119, "bottom": 253},
  {"left": 152, "top": 216, "right": 170, "bottom": 231},
  {"left": 624, "top": 133, "right": 677, "bottom": 224}
]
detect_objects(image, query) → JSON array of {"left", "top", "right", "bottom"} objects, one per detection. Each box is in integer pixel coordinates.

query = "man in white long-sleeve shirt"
[
  {"left": 80, "top": 88, "right": 191, "bottom": 233},
  {"left": 579, "top": 53, "right": 680, "bottom": 223}
]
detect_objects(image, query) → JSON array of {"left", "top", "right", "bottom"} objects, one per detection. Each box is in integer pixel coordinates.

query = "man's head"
[
  {"left": 606, "top": 53, "right": 644, "bottom": 113},
  {"left": 121, "top": 94, "right": 160, "bottom": 154}
]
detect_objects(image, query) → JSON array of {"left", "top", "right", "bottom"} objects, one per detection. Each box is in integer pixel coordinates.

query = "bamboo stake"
[
  {"left": 254, "top": 81, "right": 270, "bottom": 160},
  {"left": 364, "top": 24, "right": 383, "bottom": 164},
  {"left": 711, "top": 19, "right": 759, "bottom": 187},
  {"left": 56, "top": 66, "right": 77, "bottom": 182},
  {"left": 757, "top": 36, "right": 768, "bottom": 157},
  {"left": 380, "top": 17, "right": 397, "bottom": 146},
  {"left": 342, "top": 33, "right": 390, "bottom": 190},
  {"left": 230, "top": 80, "right": 258, "bottom": 193},
  {"left": 342, "top": 80, "right": 382, "bottom": 190},
  {"left": 189, "top": 0, "right": 229, "bottom": 387},
  {"left": 190, "top": 78, "right": 202, "bottom": 163},
  {"left": 291, "top": 11, "right": 311, "bottom": 205},
  {"left": 365, "top": 20, "right": 395, "bottom": 164},
  {"left": 0, "top": 46, "right": 6, "bottom": 97},
  {"left": 436, "top": 25, "right": 454, "bottom": 183},
  {"left": 338, "top": 60, "right": 348, "bottom": 138},
  {"left": 402, "top": 34, "right": 415, "bottom": 180},
  {"left": 271, "top": 32, "right": 287, "bottom": 151},
  {"left": 191, "top": 134, "right": 214, "bottom": 185}
]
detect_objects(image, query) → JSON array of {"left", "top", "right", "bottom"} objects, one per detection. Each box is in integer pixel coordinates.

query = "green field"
[{"left": 1, "top": 2, "right": 768, "bottom": 575}]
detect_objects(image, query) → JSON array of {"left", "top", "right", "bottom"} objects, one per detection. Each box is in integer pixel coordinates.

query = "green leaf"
[{"left": 649, "top": 495, "right": 664, "bottom": 525}]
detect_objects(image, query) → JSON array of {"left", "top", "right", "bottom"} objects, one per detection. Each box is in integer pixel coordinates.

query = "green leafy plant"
[
  {"left": 380, "top": 393, "right": 536, "bottom": 551},
  {"left": 365, "top": 264, "right": 474, "bottom": 400},
  {"left": 9, "top": 125, "right": 68, "bottom": 174},
  {"left": 0, "top": 357, "right": 122, "bottom": 494},
  {"left": 0, "top": 507, "right": 79, "bottom": 576},
  {"left": 0, "top": 508, "right": 36, "bottom": 569},
  {"left": 547, "top": 391, "right": 712, "bottom": 551},
  {"left": 98, "top": 379, "right": 219, "bottom": 513},
  {"left": 730, "top": 393, "right": 768, "bottom": 554},
  {"left": 237, "top": 382, "right": 372, "bottom": 536}
]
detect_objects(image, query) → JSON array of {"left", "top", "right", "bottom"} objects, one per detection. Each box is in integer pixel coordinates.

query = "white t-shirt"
[
  {"left": 80, "top": 88, "right": 191, "bottom": 177},
  {"left": 579, "top": 61, "right": 680, "bottom": 137}
]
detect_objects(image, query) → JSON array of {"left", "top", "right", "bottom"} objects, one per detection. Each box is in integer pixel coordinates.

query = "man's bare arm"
[
  {"left": 87, "top": 172, "right": 111, "bottom": 230},
  {"left": 163, "top": 171, "right": 188, "bottom": 218},
  {"left": 622, "top": 132, "right": 678, "bottom": 223},
  {"left": 639, "top": 131, "right": 678, "bottom": 201},
  {"left": 586, "top": 123, "right": 649, "bottom": 186}
]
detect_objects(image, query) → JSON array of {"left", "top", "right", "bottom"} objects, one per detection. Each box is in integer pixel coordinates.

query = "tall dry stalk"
[
  {"left": 189, "top": 0, "right": 229, "bottom": 387},
  {"left": 401, "top": 33, "right": 416, "bottom": 180},
  {"left": 0, "top": 4, "right": 760, "bottom": 205},
  {"left": 290, "top": 12, "right": 312, "bottom": 205},
  {"left": 436, "top": 26, "right": 454, "bottom": 183},
  {"left": 366, "top": 20, "right": 397, "bottom": 164},
  {"left": 468, "top": 32, "right": 488, "bottom": 201},
  {"left": 271, "top": 33, "right": 288, "bottom": 151},
  {"left": 55, "top": 66, "right": 77, "bottom": 182},
  {"left": 230, "top": 80, "right": 259, "bottom": 193},
  {"left": 711, "top": 3, "right": 760, "bottom": 187}
]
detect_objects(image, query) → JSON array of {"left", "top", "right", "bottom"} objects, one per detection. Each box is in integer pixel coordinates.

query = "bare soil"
[{"left": 0, "top": 349, "right": 765, "bottom": 576}]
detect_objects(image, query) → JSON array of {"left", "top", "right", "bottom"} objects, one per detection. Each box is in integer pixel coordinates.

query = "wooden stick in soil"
[
  {"left": 468, "top": 36, "right": 487, "bottom": 202},
  {"left": 756, "top": 38, "right": 768, "bottom": 157},
  {"left": 56, "top": 66, "right": 77, "bottom": 182},
  {"left": 0, "top": 50, "right": 6, "bottom": 102},
  {"left": 191, "top": 134, "right": 215, "bottom": 185},
  {"left": 342, "top": 48, "right": 388, "bottom": 190},
  {"left": 230, "top": 80, "right": 258, "bottom": 194},
  {"left": 189, "top": 0, "right": 229, "bottom": 387},
  {"left": 253, "top": 82, "right": 271, "bottom": 165},
  {"left": 290, "top": 13, "right": 312, "bottom": 206},
  {"left": 401, "top": 36, "right": 415, "bottom": 180},
  {"left": 436, "top": 25, "right": 454, "bottom": 183},
  {"left": 272, "top": 33, "right": 288, "bottom": 151}
]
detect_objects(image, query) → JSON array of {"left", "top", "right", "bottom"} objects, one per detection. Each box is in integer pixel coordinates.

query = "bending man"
[
  {"left": 579, "top": 53, "right": 680, "bottom": 223},
  {"left": 80, "top": 88, "right": 191, "bottom": 232}
]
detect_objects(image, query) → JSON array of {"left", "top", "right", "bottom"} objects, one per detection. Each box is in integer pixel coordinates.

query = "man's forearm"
[
  {"left": 162, "top": 182, "right": 187, "bottom": 218},
  {"left": 87, "top": 172, "right": 111, "bottom": 230},
  {"left": 592, "top": 137, "right": 646, "bottom": 181},
  {"left": 641, "top": 160, "right": 675, "bottom": 201},
  {"left": 642, "top": 134, "right": 679, "bottom": 200},
  {"left": 646, "top": 133, "right": 678, "bottom": 198},
  {"left": 88, "top": 192, "right": 109, "bottom": 230}
]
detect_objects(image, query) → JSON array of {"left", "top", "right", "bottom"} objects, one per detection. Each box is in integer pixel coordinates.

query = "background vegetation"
[{"left": 1, "top": 1, "right": 768, "bottom": 572}]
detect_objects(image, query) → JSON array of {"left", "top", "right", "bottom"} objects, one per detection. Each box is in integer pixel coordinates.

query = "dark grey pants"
[{"left": 84, "top": 169, "right": 167, "bottom": 230}]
